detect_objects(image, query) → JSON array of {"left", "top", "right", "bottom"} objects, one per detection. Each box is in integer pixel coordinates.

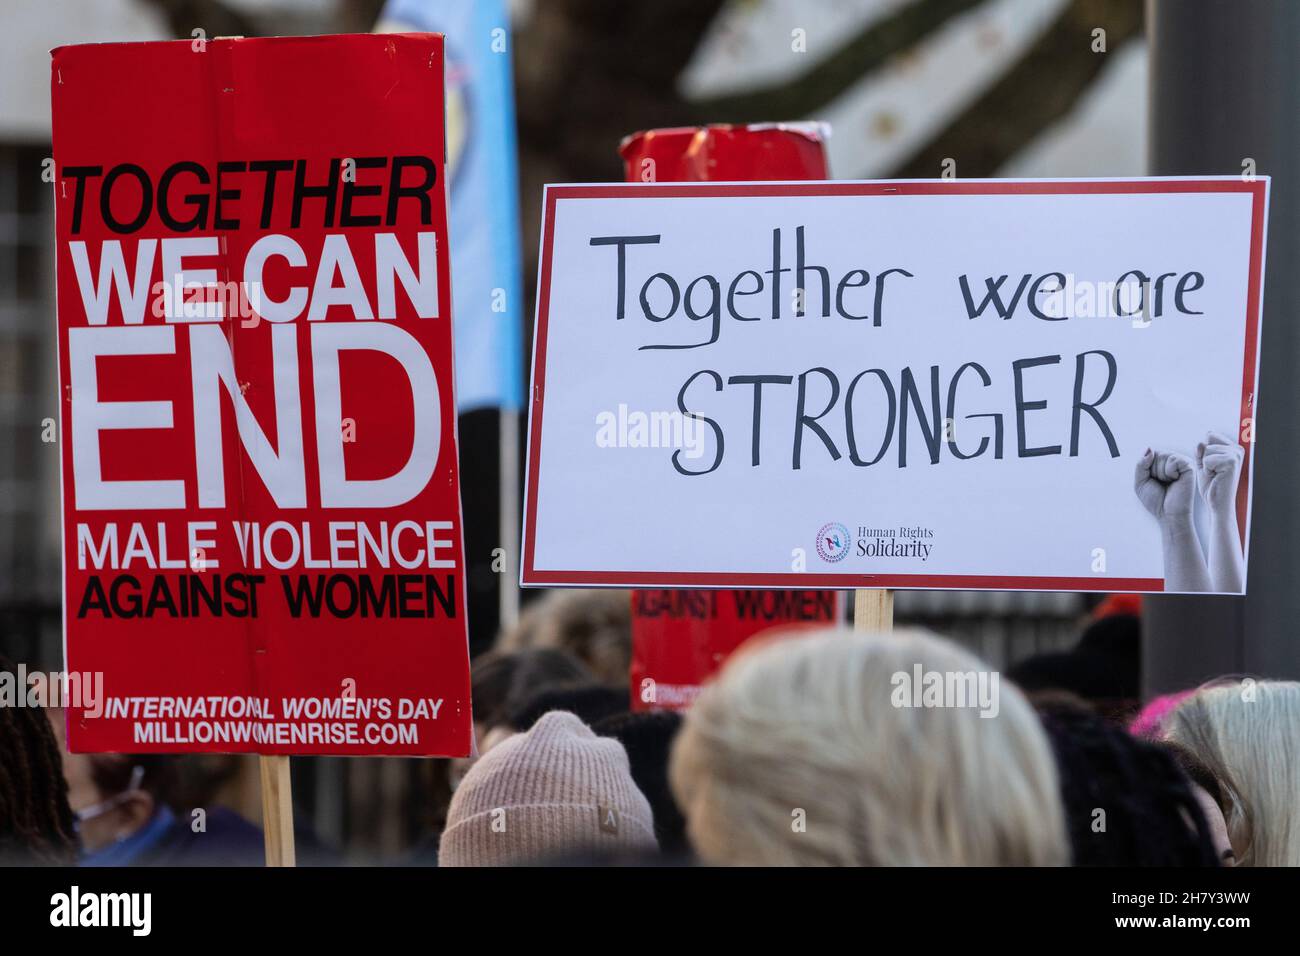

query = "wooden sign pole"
[
  {"left": 259, "top": 755, "right": 296, "bottom": 867},
  {"left": 854, "top": 588, "right": 894, "bottom": 632}
]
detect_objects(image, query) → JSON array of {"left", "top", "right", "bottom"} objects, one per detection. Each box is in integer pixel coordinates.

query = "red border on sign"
[{"left": 522, "top": 180, "right": 1269, "bottom": 592}]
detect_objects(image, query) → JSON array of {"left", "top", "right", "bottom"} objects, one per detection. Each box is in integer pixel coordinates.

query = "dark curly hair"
[{"left": 0, "top": 655, "right": 77, "bottom": 865}]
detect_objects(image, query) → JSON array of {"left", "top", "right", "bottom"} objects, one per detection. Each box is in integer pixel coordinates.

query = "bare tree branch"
[{"left": 891, "top": 0, "right": 1143, "bottom": 177}]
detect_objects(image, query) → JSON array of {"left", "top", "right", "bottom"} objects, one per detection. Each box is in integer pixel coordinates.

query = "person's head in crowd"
[
  {"left": 1163, "top": 680, "right": 1300, "bottom": 866},
  {"left": 497, "top": 590, "right": 632, "bottom": 684},
  {"left": 504, "top": 682, "right": 629, "bottom": 734},
  {"left": 440, "top": 711, "right": 656, "bottom": 866},
  {"left": 1092, "top": 593, "right": 1143, "bottom": 620},
  {"left": 592, "top": 710, "right": 688, "bottom": 855},
  {"left": 1159, "top": 739, "right": 1235, "bottom": 864},
  {"left": 450, "top": 648, "right": 596, "bottom": 791},
  {"left": 50, "top": 724, "right": 270, "bottom": 866},
  {"left": 1035, "top": 701, "right": 1222, "bottom": 866},
  {"left": 670, "top": 628, "right": 1068, "bottom": 866},
  {"left": 1022, "top": 687, "right": 1095, "bottom": 714},
  {"left": 60, "top": 751, "right": 180, "bottom": 861},
  {"left": 1007, "top": 610, "right": 1141, "bottom": 719},
  {"left": 0, "top": 658, "right": 76, "bottom": 865},
  {"left": 470, "top": 648, "right": 593, "bottom": 743}
]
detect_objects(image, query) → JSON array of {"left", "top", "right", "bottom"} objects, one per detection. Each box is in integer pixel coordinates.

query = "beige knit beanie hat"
[{"left": 440, "top": 710, "right": 658, "bottom": 866}]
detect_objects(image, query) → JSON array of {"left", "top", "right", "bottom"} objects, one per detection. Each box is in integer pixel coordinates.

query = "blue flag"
[{"left": 379, "top": 0, "right": 524, "bottom": 411}]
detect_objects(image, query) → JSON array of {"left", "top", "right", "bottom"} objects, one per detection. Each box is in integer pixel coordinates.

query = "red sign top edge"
[{"left": 49, "top": 32, "right": 446, "bottom": 59}]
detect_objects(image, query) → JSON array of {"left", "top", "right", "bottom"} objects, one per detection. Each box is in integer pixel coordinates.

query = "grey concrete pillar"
[{"left": 1145, "top": 0, "right": 1300, "bottom": 692}]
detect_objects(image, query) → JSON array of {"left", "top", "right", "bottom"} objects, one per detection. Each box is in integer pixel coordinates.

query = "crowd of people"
[{"left": 2, "top": 590, "right": 1297, "bottom": 867}]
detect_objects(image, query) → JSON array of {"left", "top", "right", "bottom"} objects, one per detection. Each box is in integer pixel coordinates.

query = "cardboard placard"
[
  {"left": 630, "top": 590, "right": 840, "bottom": 710},
  {"left": 523, "top": 179, "right": 1268, "bottom": 594},
  {"left": 53, "top": 34, "right": 472, "bottom": 755}
]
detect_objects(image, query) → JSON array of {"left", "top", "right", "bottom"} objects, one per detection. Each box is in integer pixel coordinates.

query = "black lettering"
[
  {"left": 249, "top": 160, "right": 293, "bottom": 229},
  {"left": 836, "top": 269, "right": 870, "bottom": 320},
  {"left": 728, "top": 374, "right": 794, "bottom": 467},
  {"left": 899, "top": 366, "right": 943, "bottom": 465},
  {"left": 63, "top": 166, "right": 102, "bottom": 234},
  {"left": 945, "top": 362, "right": 993, "bottom": 460},
  {"left": 674, "top": 370, "right": 724, "bottom": 476},
  {"left": 340, "top": 157, "right": 386, "bottom": 227},
  {"left": 845, "top": 369, "right": 896, "bottom": 467},
  {"left": 589, "top": 234, "right": 661, "bottom": 320},
  {"left": 1012, "top": 355, "right": 1063, "bottom": 457},
  {"left": 793, "top": 367, "right": 841, "bottom": 468},
  {"left": 1071, "top": 350, "right": 1120, "bottom": 457},
  {"left": 291, "top": 158, "right": 340, "bottom": 228},
  {"left": 1175, "top": 271, "right": 1204, "bottom": 315},
  {"left": 213, "top": 161, "right": 245, "bottom": 230},
  {"left": 386, "top": 155, "right": 438, "bottom": 225},
  {"left": 727, "top": 270, "right": 763, "bottom": 321},
  {"left": 795, "top": 225, "right": 830, "bottom": 317},
  {"left": 101, "top": 164, "right": 152, "bottom": 234},
  {"left": 958, "top": 274, "right": 1031, "bottom": 319},
  {"left": 157, "top": 162, "right": 211, "bottom": 232}
]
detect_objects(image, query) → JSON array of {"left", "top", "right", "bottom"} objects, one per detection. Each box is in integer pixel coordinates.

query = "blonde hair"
[
  {"left": 1164, "top": 680, "right": 1300, "bottom": 866},
  {"left": 670, "top": 628, "right": 1068, "bottom": 866},
  {"left": 496, "top": 590, "right": 631, "bottom": 685}
]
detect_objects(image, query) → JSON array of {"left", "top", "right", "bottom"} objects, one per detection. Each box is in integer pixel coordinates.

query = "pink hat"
[
  {"left": 1129, "top": 690, "right": 1194, "bottom": 739},
  {"left": 439, "top": 711, "right": 657, "bottom": 866}
]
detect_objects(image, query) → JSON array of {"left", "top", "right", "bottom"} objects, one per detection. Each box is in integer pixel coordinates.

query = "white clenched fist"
[
  {"left": 1196, "top": 430, "right": 1245, "bottom": 514},
  {"left": 1134, "top": 448, "right": 1197, "bottom": 520}
]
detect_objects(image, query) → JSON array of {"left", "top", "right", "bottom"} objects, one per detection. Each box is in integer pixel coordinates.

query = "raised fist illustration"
[
  {"left": 1195, "top": 430, "right": 1244, "bottom": 515},
  {"left": 1134, "top": 448, "right": 1197, "bottom": 521}
]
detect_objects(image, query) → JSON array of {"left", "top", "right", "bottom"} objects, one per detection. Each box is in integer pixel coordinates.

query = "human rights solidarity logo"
[
  {"left": 816, "top": 522, "right": 852, "bottom": 563},
  {"left": 815, "top": 523, "right": 937, "bottom": 563}
]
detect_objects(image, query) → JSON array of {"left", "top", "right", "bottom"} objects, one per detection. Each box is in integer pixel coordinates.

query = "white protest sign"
[{"left": 523, "top": 180, "right": 1268, "bottom": 594}]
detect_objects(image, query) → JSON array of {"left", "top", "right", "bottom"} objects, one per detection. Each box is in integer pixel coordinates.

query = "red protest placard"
[
  {"left": 630, "top": 590, "right": 841, "bottom": 711},
  {"left": 52, "top": 34, "right": 472, "bottom": 756}
]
